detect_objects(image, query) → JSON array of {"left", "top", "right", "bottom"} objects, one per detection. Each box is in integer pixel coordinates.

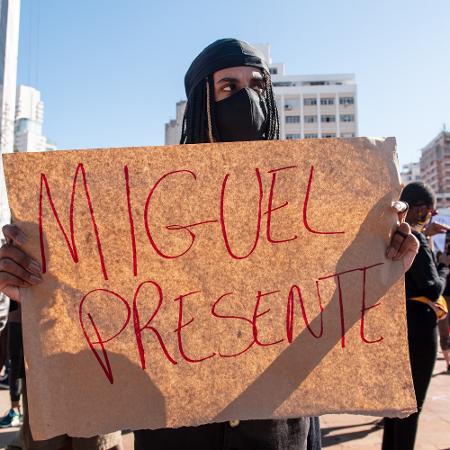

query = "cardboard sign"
[{"left": 2, "top": 137, "right": 416, "bottom": 439}]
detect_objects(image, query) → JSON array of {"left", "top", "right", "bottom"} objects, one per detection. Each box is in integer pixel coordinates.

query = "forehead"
[{"left": 213, "top": 66, "right": 263, "bottom": 82}]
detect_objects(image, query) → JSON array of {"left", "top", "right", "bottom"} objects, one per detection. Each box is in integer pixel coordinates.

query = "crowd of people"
[{"left": 0, "top": 38, "right": 447, "bottom": 450}]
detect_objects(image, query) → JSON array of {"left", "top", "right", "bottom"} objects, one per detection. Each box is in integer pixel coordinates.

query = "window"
[
  {"left": 339, "top": 96, "right": 354, "bottom": 105},
  {"left": 269, "top": 67, "right": 278, "bottom": 75},
  {"left": 340, "top": 114, "right": 355, "bottom": 122},
  {"left": 284, "top": 98, "right": 300, "bottom": 111},
  {"left": 320, "top": 97, "right": 334, "bottom": 105},
  {"left": 286, "top": 115, "right": 300, "bottom": 123},
  {"left": 323, "top": 133, "right": 336, "bottom": 138},
  {"left": 286, "top": 134, "right": 301, "bottom": 140},
  {"left": 304, "top": 115, "right": 317, "bottom": 123},
  {"left": 304, "top": 98, "right": 317, "bottom": 106},
  {"left": 341, "top": 132, "right": 356, "bottom": 138},
  {"left": 304, "top": 133, "right": 318, "bottom": 139},
  {"left": 321, "top": 115, "right": 335, "bottom": 123},
  {"left": 273, "top": 81, "right": 296, "bottom": 87}
]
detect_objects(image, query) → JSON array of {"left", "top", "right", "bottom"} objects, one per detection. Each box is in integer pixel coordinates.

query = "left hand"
[{"left": 386, "top": 201, "right": 420, "bottom": 272}]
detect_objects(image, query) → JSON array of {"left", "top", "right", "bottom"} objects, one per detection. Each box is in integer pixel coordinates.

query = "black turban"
[{"left": 184, "top": 38, "right": 269, "bottom": 98}]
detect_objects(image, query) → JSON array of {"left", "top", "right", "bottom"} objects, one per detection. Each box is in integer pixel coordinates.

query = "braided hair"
[{"left": 180, "top": 70, "right": 279, "bottom": 144}]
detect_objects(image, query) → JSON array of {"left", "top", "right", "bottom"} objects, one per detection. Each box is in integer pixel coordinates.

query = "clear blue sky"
[{"left": 18, "top": 0, "right": 450, "bottom": 165}]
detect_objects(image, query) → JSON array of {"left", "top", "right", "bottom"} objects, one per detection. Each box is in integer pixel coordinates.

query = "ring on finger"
[{"left": 394, "top": 229, "right": 408, "bottom": 239}]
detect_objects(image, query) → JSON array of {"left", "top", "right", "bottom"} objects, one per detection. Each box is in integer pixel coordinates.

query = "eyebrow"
[
  {"left": 217, "top": 77, "right": 240, "bottom": 83},
  {"left": 217, "top": 74, "right": 265, "bottom": 84}
]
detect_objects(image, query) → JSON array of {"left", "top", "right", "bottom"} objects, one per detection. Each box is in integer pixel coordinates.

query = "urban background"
[{"left": 0, "top": 1, "right": 449, "bottom": 449}]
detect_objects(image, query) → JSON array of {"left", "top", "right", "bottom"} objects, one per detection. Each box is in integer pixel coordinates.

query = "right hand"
[{"left": 0, "top": 224, "right": 43, "bottom": 301}]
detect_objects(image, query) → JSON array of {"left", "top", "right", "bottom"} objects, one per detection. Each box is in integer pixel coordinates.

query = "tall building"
[
  {"left": 400, "top": 162, "right": 421, "bottom": 185},
  {"left": 420, "top": 130, "right": 450, "bottom": 208},
  {"left": 165, "top": 100, "right": 186, "bottom": 146},
  {"left": 0, "top": 0, "right": 20, "bottom": 227},
  {"left": 14, "top": 85, "right": 52, "bottom": 152},
  {"left": 164, "top": 43, "right": 358, "bottom": 144}
]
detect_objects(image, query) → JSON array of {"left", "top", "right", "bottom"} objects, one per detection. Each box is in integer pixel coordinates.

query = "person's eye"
[{"left": 223, "top": 83, "right": 236, "bottom": 92}]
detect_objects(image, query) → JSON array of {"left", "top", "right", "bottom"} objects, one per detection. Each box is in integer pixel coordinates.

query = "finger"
[
  {"left": 0, "top": 271, "right": 29, "bottom": 289},
  {"left": 392, "top": 201, "right": 409, "bottom": 223},
  {"left": 0, "top": 258, "right": 42, "bottom": 284},
  {"left": 0, "top": 244, "right": 41, "bottom": 274},
  {"left": 386, "top": 222, "right": 411, "bottom": 259},
  {"left": 391, "top": 201, "right": 408, "bottom": 213},
  {"left": 393, "top": 233, "right": 419, "bottom": 262},
  {"left": 2, "top": 224, "right": 26, "bottom": 246},
  {"left": 1, "top": 285, "right": 20, "bottom": 302},
  {"left": 0, "top": 272, "right": 29, "bottom": 302}
]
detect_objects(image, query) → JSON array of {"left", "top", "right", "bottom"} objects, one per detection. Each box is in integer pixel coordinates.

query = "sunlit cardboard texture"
[{"left": 3, "top": 137, "right": 416, "bottom": 439}]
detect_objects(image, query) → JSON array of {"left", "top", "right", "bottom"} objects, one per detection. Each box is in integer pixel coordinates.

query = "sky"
[{"left": 18, "top": 0, "right": 450, "bottom": 165}]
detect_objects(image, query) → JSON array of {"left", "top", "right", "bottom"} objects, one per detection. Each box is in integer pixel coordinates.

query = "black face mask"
[{"left": 214, "top": 88, "right": 267, "bottom": 142}]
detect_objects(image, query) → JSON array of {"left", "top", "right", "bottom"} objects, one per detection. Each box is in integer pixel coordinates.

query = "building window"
[
  {"left": 286, "top": 115, "right": 300, "bottom": 123},
  {"left": 340, "top": 114, "right": 355, "bottom": 122},
  {"left": 284, "top": 98, "right": 300, "bottom": 111},
  {"left": 304, "top": 115, "right": 317, "bottom": 123},
  {"left": 321, "top": 115, "right": 335, "bottom": 123},
  {"left": 304, "top": 98, "right": 317, "bottom": 106},
  {"left": 286, "top": 134, "right": 301, "bottom": 140},
  {"left": 273, "top": 81, "right": 296, "bottom": 87},
  {"left": 269, "top": 67, "right": 278, "bottom": 75},
  {"left": 339, "top": 96, "right": 354, "bottom": 105},
  {"left": 341, "top": 132, "right": 356, "bottom": 138},
  {"left": 320, "top": 97, "right": 334, "bottom": 105},
  {"left": 304, "top": 133, "right": 318, "bottom": 139},
  {"left": 323, "top": 133, "right": 336, "bottom": 138}
]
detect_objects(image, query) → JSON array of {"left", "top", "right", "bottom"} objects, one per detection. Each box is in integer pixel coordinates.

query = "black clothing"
[
  {"left": 8, "top": 321, "right": 23, "bottom": 403},
  {"left": 382, "top": 230, "right": 443, "bottom": 450},
  {"left": 382, "top": 302, "right": 437, "bottom": 450},
  {"left": 134, "top": 417, "right": 316, "bottom": 450},
  {"left": 405, "top": 231, "right": 448, "bottom": 300},
  {"left": 184, "top": 38, "right": 269, "bottom": 97}
]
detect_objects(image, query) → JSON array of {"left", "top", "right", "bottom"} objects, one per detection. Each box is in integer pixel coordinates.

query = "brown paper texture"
[{"left": 2, "top": 137, "right": 416, "bottom": 439}]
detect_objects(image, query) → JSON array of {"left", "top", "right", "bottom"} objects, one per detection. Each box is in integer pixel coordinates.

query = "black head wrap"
[
  {"left": 184, "top": 38, "right": 269, "bottom": 98},
  {"left": 180, "top": 38, "right": 279, "bottom": 144}
]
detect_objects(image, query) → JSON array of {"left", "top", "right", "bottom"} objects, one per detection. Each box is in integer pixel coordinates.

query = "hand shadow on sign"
[
  {"left": 28, "top": 350, "right": 166, "bottom": 437},
  {"left": 213, "top": 192, "right": 406, "bottom": 421},
  {"left": 17, "top": 222, "right": 167, "bottom": 434}
]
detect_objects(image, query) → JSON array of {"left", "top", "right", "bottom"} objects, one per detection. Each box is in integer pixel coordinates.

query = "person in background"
[
  {"left": 439, "top": 234, "right": 450, "bottom": 373},
  {"left": 0, "top": 301, "right": 23, "bottom": 428},
  {"left": 0, "top": 38, "right": 419, "bottom": 450},
  {"left": 382, "top": 182, "right": 449, "bottom": 450}
]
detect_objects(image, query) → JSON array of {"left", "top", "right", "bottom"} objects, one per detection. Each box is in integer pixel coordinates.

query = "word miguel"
[{"left": 38, "top": 162, "right": 344, "bottom": 280}]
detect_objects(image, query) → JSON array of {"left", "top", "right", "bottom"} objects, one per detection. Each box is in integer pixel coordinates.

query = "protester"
[
  {"left": 438, "top": 273, "right": 450, "bottom": 373},
  {"left": 0, "top": 301, "right": 23, "bottom": 428},
  {"left": 0, "top": 38, "right": 419, "bottom": 450},
  {"left": 382, "top": 182, "right": 449, "bottom": 450}
]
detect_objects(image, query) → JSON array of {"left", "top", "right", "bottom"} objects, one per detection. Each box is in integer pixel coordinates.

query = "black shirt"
[{"left": 405, "top": 230, "right": 449, "bottom": 300}]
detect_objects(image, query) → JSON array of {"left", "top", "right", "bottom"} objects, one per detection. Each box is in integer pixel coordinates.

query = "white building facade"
[
  {"left": 165, "top": 100, "right": 186, "bottom": 146},
  {"left": 0, "top": 0, "right": 20, "bottom": 227},
  {"left": 165, "top": 44, "right": 358, "bottom": 144},
  {"left": 400, "top": 162, "right": 421, "bottom": 185},
  {"left": 14, "top": 85, "right": 51, "bottom": 152}
]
